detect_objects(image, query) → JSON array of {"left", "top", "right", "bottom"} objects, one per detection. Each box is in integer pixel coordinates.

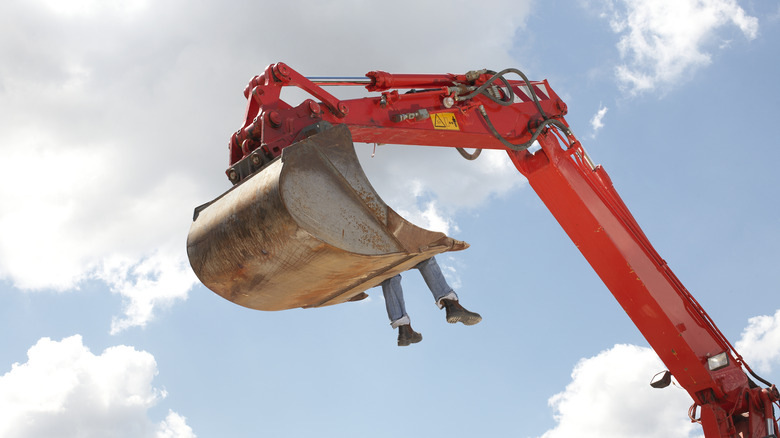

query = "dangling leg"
[
  {"left": 381, "top": 274, "right": 422, "bottom": 346},
  {"left": 415, "top": 257, "right": 457, "bottom": 305},
  {"left": 415, "top": 257, "right": 482, "bottom": 326}
]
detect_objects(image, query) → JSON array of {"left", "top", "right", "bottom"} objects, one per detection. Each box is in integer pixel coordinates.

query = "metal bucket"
[{"left": 187, "top": 124, "right": 467, "bottom": 311}]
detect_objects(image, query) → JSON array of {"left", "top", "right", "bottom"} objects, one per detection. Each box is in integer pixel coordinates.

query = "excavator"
[{"left": 186, "top": 62, "right": 778, "bottom": 437}]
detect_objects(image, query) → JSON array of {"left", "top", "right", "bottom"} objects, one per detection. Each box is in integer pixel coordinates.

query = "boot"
[
  {"left": 441, "top": 299, "right": 482, "bottom": 326},
  {"left": 397, "top": 324, "right": 423, "bottom": 346}
]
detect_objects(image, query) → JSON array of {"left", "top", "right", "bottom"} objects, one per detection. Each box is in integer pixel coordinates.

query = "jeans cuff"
[
  {"left": 436, "top": 291, "right": 458, "bottom": 309},
  {"left": 390, "top": 314, "right": 411, "bottom": 328}
]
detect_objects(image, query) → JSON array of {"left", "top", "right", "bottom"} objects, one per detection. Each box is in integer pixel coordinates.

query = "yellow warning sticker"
[{"left": 431, "top": 112, "right": 460, "bottom": 130}]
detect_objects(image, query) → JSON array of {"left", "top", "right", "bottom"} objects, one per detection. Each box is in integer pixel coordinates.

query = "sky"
[{"left": 0, "top": 0, "right": 779, "bottom": 437}]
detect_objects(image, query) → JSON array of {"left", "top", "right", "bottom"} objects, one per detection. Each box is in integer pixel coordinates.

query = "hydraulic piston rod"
[{"left": 307, "top": 77, "right": 372, "bottom": 86}]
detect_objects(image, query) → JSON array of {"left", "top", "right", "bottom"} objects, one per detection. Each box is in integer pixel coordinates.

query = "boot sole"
[
  {"left": 398, "top": 335, "right": 423, "bottom": 346},
  {"left": 447, "top": 314, "right": 482, "bottom": 326}
]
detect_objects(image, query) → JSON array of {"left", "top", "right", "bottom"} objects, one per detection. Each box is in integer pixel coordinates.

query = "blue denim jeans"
[{"left": 381, "top": 257, "right": 458, "bottom": 327}]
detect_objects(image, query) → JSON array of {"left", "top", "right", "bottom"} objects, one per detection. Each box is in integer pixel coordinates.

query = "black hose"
[
  {"left": 459, "top": 68, "right": 548, "bottom": 117},
  {"left": 460, "top": 68, "right": 572, "bottom": 152},
  {"left": 456, "top": 147, "right": 482, "bottom": 160},
  {"left": 746, "top": 366, "right": 775, "bottom": 388},
  {"left": 478, "top": 105, "right": 572, "bottom": 152}
]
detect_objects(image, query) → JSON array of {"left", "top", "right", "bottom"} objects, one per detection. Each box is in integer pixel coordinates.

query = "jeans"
[{"left": 381, "top": 257, "right": 458, "bottom": 327}]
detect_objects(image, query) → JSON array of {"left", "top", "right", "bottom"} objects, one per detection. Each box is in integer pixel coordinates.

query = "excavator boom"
[{"left": 187, "top": 62, "right": 778, "bottom": 437}]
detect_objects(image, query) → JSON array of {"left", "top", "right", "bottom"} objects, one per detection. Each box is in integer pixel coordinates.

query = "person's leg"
[
  {"left": 381, "top": 275, "right": 422, "bottom": 346},
  {"left": 414, "top": 257, "right": 457, "bottom": 307},
  {"left": 415, "top": 257, "right": 482, "bottom": 326},
  {"left": 381, "top": 274, "right": 408, "bottom": 327}
]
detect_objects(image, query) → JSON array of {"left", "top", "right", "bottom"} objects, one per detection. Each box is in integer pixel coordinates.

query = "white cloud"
[
  {"left": 590, "top": 104, "right": 609, "bottom": 134},
  {"left": 156, "top": 411, "right": 196, "bottom": 438},
  {"left": 439, "top": 255, "right": 464, "bottom": 290},
  {"left": 98, "top": 251, "right": 198, "bottom": 334},
  {"left": 34, "top": 0, "right": 150, "bottom": 18},
  {"left": 600, "top": 0, "right": 758, "bottom": 94},
  {"left": 541, "top": 307, "right": 780, "bottom": 438},
  {"left": 540, "top": 344, "right": 700, "bottom": 438},
  {"left": 736, "top": 309, "right": 780, "bottom": 374},
  {"left": 404, "top": 200, "right": 458, "bottom": 236},
  {"left": 0, "top": 0, "right": 533, "bottom": 332},
  {"left": 358, "top": 147, "right": 526, "bottom": 239},
  {"left": 0, "top": 138, "right": 199, "bottom": 332},
  {"left": 0, "top": 335, "right": 194, "bottom": 438}
]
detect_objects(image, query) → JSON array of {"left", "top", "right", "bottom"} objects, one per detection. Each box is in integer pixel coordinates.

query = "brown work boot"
[
  {"left": 442, "top": 299, "right": 482, "bottom": 326},
  {"left": 397, "top": 324, "right": 423, "bottom": 346}
]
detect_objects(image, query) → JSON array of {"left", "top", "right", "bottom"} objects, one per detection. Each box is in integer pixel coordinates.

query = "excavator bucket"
[{"left": 187, "top": 124, "right": 467, "bottom": 311}]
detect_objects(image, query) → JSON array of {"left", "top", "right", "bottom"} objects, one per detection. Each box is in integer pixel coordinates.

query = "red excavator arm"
[{"left": 195, "top": 62, "right": 779, "bottom": 437}]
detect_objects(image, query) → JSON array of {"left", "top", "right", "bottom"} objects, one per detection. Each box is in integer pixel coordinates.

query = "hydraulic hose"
[
  {"left": 456, "top": 147, "right": 482, "bottom": 160},
  {"left": 460, "top": 67, "right": 572, "bottom": 152},
  {"left": 459, "top": 68, "right": 548, "bottom": 117},
  {"left": 478, "top": 105, "right": 572, "bottom": 152}
]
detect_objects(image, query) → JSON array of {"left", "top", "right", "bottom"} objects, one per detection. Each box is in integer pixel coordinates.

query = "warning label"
[{"left": 431, "top": 112, "right": 460, "bottom": 130}]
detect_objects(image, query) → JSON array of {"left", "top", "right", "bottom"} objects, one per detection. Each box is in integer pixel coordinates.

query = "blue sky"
[{"left": 1, "top": 1, "right": 779, "bottom": 437}]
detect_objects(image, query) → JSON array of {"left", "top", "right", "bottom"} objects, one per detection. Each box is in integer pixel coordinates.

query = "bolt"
[
  {"left": 227, "top": 169, "right": 239, "bottom": 183},
  {"left": 308, "top": 100, "right": 321, "bottom": 115},
  {"left": 273, "top": 63, "right": 290, "bottom": 80},
  {"left": 442, "top": 96, "right": 455, "bottom": 108},
  {"left": 251, "top": 154, "right": 261, "bottom": 166},
  {"left": 268, "top": 111, "right": 281, "bottom": 127},
  {"left": 337, "top": 102, "right": 349, "bottom": 116}
]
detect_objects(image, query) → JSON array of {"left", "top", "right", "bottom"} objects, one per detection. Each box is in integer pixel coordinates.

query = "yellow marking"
[{"left": 431, "top": 112, "right": 460, "bottom": 130}]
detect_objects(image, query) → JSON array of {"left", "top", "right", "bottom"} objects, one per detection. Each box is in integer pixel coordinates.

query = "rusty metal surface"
[{"left": 187, "top": 125, "right": 467, "bottom": 311}]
